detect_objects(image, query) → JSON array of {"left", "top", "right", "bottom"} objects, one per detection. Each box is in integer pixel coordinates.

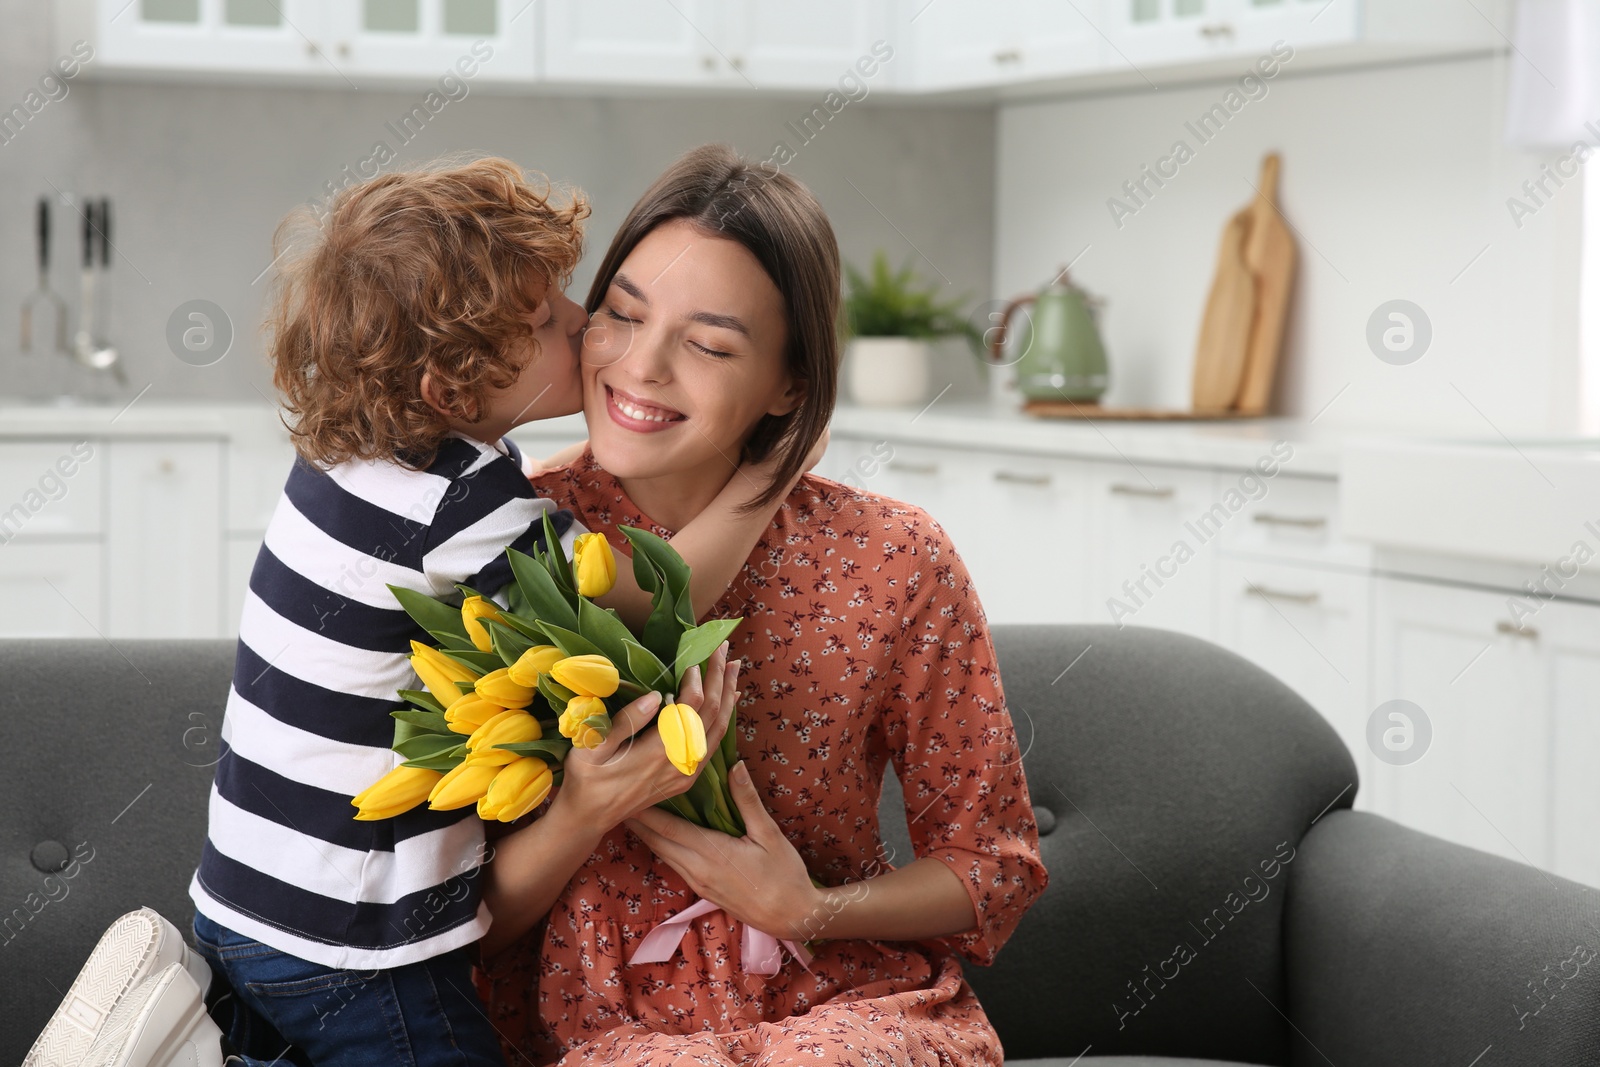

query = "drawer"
[
  {"left": 1219, "top": 473, "right": 1370, "bottom": 569},
  {"left": 0, "top": 440, "right": 104, "bottom": 540},
  {"left": 0, "top": 541, "right": 105, "bottom": 637}
]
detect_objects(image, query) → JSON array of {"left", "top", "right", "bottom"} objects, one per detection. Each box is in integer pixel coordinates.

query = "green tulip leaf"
[
  {"left": 537, "top": 672, "right": 577, "bottom": 709},
  {"left": 674, "top": 618, "right": 742, "bottom": 684},
  {"left": 494, "top": 739, "right": 573, "bottom": 759},
  {"left": 507, "top": 548, "right": 579, "bottom": 632},
  {"left": 390, "top": 709, "right": 453, "bottom": 733},
  {"left": 398, "top": 689, "right": 448, "bottom": 715},
  {"left": 401, "top": 752, "right": 468, "bottom": 771},
  {"left": 534, "top": 621, "right": 604, "bottom": 660},
  {"left": 577, "top": 598, "right": 639, "bottom": 673},
  {"left": 394, "top": 733, "right": 464, "bottom": 761},
  {"left": 389, "top": 585, "right": 470, "bottom": 643},
  {"left": 622, "top": 639, "right": 672, "bottom": 692},
  {"left": 543, "top": 512, "right": 578, "bottom": 597},
  {"left": 719, "top": 703, "right": 740, "bottom": 769},
  {"left": 437, "top": 647, "right": 503, "bottom": 674},
  {"left": 427, "top": 629, "right": 480, "bottom": 653},
  {"left": 485, "top": 618, "right": 536, "bottom": 666}
]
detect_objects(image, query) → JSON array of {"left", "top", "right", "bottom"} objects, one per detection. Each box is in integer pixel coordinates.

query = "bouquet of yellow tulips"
[{"left": 351, "top": 513, "right": 743, "bottom": 830}]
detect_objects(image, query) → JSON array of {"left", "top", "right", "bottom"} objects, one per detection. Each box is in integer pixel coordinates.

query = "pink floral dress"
[{"left": 477, "top": 452, "right": 1048, "bottom": 1066}]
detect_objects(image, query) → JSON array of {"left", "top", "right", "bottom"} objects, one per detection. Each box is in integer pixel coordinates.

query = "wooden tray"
[{"left": 1023, "top": 400, "right": 1257, "bottom": 421}]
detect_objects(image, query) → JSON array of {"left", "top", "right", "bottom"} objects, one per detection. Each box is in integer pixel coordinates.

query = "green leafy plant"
[{"left": 843, "top": 251, "right": 983, "bottom": 351}]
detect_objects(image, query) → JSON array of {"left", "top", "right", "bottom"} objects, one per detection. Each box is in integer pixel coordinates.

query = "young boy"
[{"left": 26, "top": 159, "right": 801, "bottom": 1067}]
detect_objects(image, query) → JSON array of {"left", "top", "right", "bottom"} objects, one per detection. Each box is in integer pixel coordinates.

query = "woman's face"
[{"left": 581, "top": 218, "right": 800, "bottom": 486}]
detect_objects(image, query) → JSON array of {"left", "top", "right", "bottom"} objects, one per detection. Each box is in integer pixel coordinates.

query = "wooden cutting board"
[
  {"left": 1234, "top": 154, "right": 1295, "bottom": 415},
  {"left": 1191, "top": 209, "right": 1257, "bottom": 411}
]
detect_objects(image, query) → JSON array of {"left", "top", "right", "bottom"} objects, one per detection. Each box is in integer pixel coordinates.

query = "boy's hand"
[
  {"left": 737, "top": 426, "right": 830, "bottom": 499},
  {"left": 529, "top": 439, "right": 589, "bottom": 477}
]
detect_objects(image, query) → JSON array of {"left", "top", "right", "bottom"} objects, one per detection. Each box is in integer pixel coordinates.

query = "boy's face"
[{"left": 480, "top": 283, "right": 587, "bottom": 435}]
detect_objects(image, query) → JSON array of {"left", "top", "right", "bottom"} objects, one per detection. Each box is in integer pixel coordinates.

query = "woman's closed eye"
[
  {"left": 687, "top": 339, "right": 735, "bottom": 360},
  {"left": 602, "top": 305, "right": 639, "bottom": 325}
]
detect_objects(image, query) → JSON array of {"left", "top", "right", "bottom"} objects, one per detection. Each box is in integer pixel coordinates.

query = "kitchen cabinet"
[
  {"left": 543, "top": 0, "right": 891, "bottom": 90},
  {"left": 106, "top": 441, "right": 224, "bottom": 639},
  {"left": 970, "top": 451, "right": 1093, "bottom": 624},
  {"left": 1368, "top": 578, "right": 1559, "bottom": 879},
  {"left": 1218, "top": 556, "right": 1373, "bottom": 808},
  {"left": 0, "top": 543, "right": 105, "bottom": 639},
  {"left": 61, "top": 0, "right": 536, "bottom": 82},
  {"left": 1100, "top": 0, "right": 1358, "bottom": 68},
  {"left": 1086, "top": 461, "right": 1219, "bottom": 640},
  {"left": 908, "top": 0, "right": 1101, "bottom": 90}
]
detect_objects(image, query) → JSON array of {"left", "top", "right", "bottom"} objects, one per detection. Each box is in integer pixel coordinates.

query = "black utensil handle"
[
  {"left": 99, "top": 198, "right": 111, "bottom": 268},
  {"left": 82, "top": 199, "right": 95, "bottom": 267},
  {"left": 37, "top": 197, "right": 50, "bottom": 271}
]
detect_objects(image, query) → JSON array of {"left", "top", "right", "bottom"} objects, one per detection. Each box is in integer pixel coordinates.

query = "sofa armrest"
[{"left": 1284, "top": 810, "right": 1600, "bottom": 1067}]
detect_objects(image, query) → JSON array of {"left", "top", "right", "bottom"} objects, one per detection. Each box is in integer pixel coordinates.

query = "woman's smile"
[{"left": 605, "top": 384, "right": 687, "bottom": 432}]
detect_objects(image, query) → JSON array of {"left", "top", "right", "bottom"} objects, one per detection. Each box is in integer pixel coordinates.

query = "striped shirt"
[{"left": 190, "top": 434, "right": 579, "bottom": 970}]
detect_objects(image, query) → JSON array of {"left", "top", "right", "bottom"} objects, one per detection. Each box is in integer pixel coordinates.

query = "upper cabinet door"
[
  {"left": 909, "top": 0, "right": 1102, "bottom": 89},
  {"left": 542, "top": 0, "right": 738, "bottom": 86},
  {"left": 85, "top": 0, "right": 333, "bottom": 75},
  {"left": 323, "top": 0, "right": 539, "bottom": 81},
  {"left": 1102, "top": 0, "right": 1359, "bottom": 69},
  {"left": 723, "top": 0, "right": 894, "bottom": 91},
  {"left": 1218, "top": 0, "right": 1360, "bottom": 55}
]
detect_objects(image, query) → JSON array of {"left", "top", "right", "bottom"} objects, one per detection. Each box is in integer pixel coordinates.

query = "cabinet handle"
[
  {"left": 1246, "top": 585, "right": 1320, "bottom": 605},
  {"left": 1110, "top": 483, "right": 1174, "bottom": 499},
  {"left": 159, "top": 458, "right": 175, "bottom": 474},
  {"left": 337, "top": 41, "right": 350, "bottom": 57},
  {"left": 1198, "top": 22, "right": 1235, "bottom": 39},
  {"left": 1496, "top": 620, "right": 1539, "bottom": 640},
  {"left": 730, "top": 55, "right": 746, "bottom": 71},
  {"left": 1252, "top": 513, "right": 1328, "bottom": 530},
  {"left": 993, "top": 48, "right": 1022, "bottom": 65},
  {"left": 887, "top": 460, "right": 939, "bottom": 476},
  {"left": 993, "top": 470, "right": 1052, "bottom": 487},
  {"left": 305, "top": 42, "right": 319, "bottom": 57}
]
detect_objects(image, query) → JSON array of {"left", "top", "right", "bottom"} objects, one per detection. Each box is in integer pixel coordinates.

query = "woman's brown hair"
[
  {"left": 268, "top": 157, "right": 588, "bottom": 469},
  {"left": 584, "top": 144, "right": 840, "bottom": 508}
]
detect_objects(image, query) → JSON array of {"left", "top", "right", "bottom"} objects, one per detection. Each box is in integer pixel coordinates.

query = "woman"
[{"left": 477, "top": 145, "right": 1047, "bottom": 1066}]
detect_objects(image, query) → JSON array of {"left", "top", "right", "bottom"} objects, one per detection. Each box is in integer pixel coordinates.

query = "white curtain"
[{"left": 1505, "top": 0, "right": 1600, "bottom": 148}]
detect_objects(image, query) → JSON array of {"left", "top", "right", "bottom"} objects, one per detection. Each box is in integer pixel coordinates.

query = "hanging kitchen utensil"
[
  {"left": 20, "top": 197, "right": 68, "bottom": 355},
  {"left": 73, "top": 198, "right": 97, "bottom": 368},
  {"left": 88, "top": 197, "right": 125, "bottom": 384},
  {"left": 1233, "top": 154, "right": 1295, "bottom": 416}
]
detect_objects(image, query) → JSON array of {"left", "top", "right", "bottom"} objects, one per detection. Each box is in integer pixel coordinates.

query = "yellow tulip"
[
  {"left": 476, "top": 757, "right": 554, "bottom": 822},
  {"left": 507, "top": 644, "right": 566, "bottom": 688},
  {"left": 658, "top": 702, "right": 707, "bottom": 776},
  {"left": 410, "top": 641, "right": 479, "bottom": 709},
  {"left": 426, "top": 759, "right": 500, "bottom": 810},
  {"left": 572, "top": 533, "right": 618, "bottom": 598},
  {"left": 460, "top": 596, "right": 503, "bottom": 653},
  {"left": 474, "top": 668, "right": 535, "bottom": 709},
  {"left": 559, "top": 695, "right": 607, "bottom": 739},
  {"left": 443, "top": 695, "right": 504, "bottom": 735},
  {"left": 550, "top": 654, "right": 620, "bottom": 698},
  {"left": 570, "top": 719, "right": 609, "bottom": 750},
  {"left": 464, "top": 710, "right": 542, "bottom": 765},
  {"left": 351, "top": 765, "right": 442, "bottom": 821}
]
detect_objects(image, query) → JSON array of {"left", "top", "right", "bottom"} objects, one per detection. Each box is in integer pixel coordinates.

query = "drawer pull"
[
  {"left": 994, "top": 470, "right": 1052, "bottom": 487},
  {"left": 1110, "top": 483, "right": 1174, "bottom": 499},
  {"left": 1252, "top": 513, "right": 1328, "bottom": 529},
  {"left": 887, "top": 460, "right": 939, "bottom": 476},
  {"left": 993, "top": 48, "right": 1022, "bottom": 64},
  {"left": 1246, "top": 585, "right": 1320, "bottom": 605},
  {"left": 1496, "top": 620, "right": 1539, "bottom": 640},
  {"left": 1198, "top": 22, "right": 1235, "bottom": 39}
]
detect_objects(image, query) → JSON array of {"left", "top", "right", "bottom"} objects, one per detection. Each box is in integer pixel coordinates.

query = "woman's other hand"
[
  {"left": 625, "top": 759, "right": 823, "bottom": 942},
  {"left": 553, "top": 643, "right": 738, "bottom": 831}
]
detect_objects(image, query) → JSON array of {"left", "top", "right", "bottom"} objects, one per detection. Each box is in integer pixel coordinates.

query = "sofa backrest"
[
  {"left": 1, "top": 639, "right": 233, "bottom": 1066},
  {"left": 879, "top": 624, "right": 1358, "bottom": 1064}
]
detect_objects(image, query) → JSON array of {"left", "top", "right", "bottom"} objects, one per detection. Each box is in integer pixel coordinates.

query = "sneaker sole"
[
  {"left": 23, "top": 908, "right": 211, "bottom": 1067},
  {"left": 83, "top": 966, "right": 222, "bottom": 1067}
]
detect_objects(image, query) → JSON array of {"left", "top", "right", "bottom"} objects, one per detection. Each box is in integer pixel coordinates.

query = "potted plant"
[{"left": 842, "top": 252, "right": 981, "bottom": 408}]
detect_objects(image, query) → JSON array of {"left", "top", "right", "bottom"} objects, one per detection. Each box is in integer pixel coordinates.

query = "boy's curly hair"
[{"left": 267, "top": 157, "right": 589, "bottom": 469}]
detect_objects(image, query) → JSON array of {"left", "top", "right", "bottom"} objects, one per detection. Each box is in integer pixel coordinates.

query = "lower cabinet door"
[
  {"left": 0, "top": 541, "right": 105, "bottom": 638},
  {"left": 1369, "top": 577, "right": 1557, "bottom": 878},
  {"left": 971, "top": 453, "right": 1091, "bottom": 625},
  {"left": 1218, "top": 556, "right": 1372, "bottom": 809},
  {"left": 1085, "top": 461, "right": 1220, "bottom": 640},
  {"left": 106, "top": 441, "right": 224, "bottom": 639}
]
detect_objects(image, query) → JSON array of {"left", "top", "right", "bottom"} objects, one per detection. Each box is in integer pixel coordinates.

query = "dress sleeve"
[{"left": 879, "top": 511, "right": 1049, "bottom": 966}]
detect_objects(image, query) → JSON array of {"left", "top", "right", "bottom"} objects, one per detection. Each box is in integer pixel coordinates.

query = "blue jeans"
[{"left": 192, "top": 913, "right": 506, "bottom": 1067}]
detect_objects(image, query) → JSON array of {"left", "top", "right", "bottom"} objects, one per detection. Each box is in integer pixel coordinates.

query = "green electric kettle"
[{"left": 987, "top": 270, "right": 1109, "bottom": 402}]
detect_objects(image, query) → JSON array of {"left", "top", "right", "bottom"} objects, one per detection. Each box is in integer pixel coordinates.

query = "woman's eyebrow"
[{"left": 614, "top": 271, "right": 751, "bottom": 337}]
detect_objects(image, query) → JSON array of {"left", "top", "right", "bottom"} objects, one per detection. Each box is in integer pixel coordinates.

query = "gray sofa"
[{"left": 4, "top": 627, "right": 1596, "bottom": 1066}]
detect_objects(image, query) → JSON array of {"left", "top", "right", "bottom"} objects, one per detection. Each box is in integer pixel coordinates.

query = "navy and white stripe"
[{"left": 191, "top": 434, "right": 579, "bottom": 970}]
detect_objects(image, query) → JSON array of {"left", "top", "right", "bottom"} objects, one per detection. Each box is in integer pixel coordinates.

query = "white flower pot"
[{"left": 846, "top": 336, "right": 931, "bottom": 408}]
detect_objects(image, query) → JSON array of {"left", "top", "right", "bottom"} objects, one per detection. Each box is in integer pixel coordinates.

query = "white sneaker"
[
  {"left": 23, "top": 908, "right": 214, "bottom": 1067},
  {"left": 80, "top": 964, "right": 223, "bottom": 1067}
]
